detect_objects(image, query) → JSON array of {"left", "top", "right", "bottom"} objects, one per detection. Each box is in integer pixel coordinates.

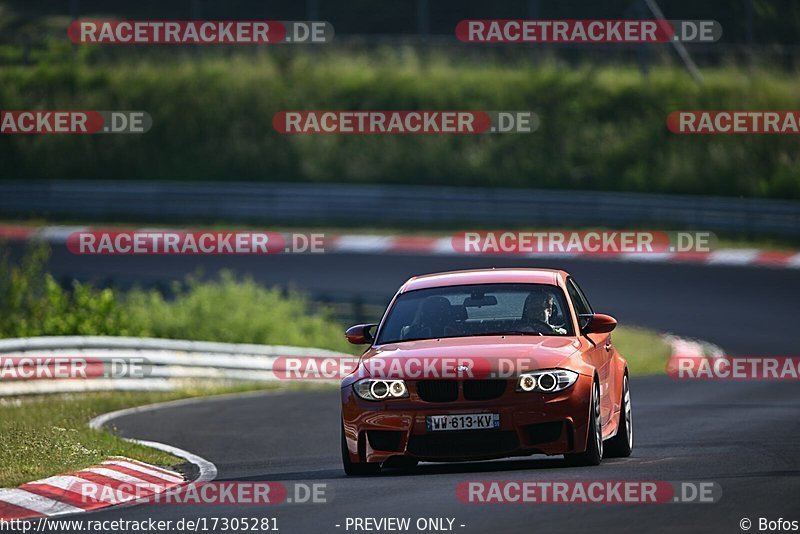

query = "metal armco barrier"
[
  {"left": 0, "top": 336, "right": 352, "bottom": 396},
  {"left": 1, "top": 181, "right": 799, "bottom": 236}
]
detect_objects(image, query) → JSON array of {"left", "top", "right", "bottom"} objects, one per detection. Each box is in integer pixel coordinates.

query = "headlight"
[
  {"left": 516, "top": 369, "right": 579, "bottom": 393},
  {"left": 353, "top": 379, "right": 409, "bottom": 401}
]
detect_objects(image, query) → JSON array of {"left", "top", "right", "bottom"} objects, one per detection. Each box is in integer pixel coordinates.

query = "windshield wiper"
[
  {"left": 472, "top": 330, "right": 544, "bottom": 336},
  {"left": 382, "top": 330, "right": 544, "bottom": 343}
]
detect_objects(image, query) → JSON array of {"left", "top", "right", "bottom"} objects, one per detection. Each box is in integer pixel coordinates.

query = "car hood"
[{"left": 352, "top": 336, "right": 582, "bottom": 381}]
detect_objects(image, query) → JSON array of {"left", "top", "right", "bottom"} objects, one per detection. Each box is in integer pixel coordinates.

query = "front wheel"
[
  {"left": 564, "top": 381, "right": 603, "bottom": 466},
  {"left": 604, "top": 374, "right": 633, "bottom": 458},
  {"left": 341, "top": 422, "right": 381, "bottom": 476}
]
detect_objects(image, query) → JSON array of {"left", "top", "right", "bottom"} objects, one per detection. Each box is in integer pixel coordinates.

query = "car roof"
[{"left": 399, "top": 268, "right": 568, "bottom": 293}]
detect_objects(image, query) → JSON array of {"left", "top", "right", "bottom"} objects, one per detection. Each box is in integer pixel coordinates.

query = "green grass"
[
  {"left": 612, "top": 326, "right": 672, "bottom": 376},
  {"left": 0, "top": 243, "right": 362, "bottom": 488},
  {"left": 1, "top": 52, "right": 799, "bottom": 198},
  {"left": 0, "top": 388, "right": 216, "bottom": 487},
  {"left": 0, "top": 382, "right": 319, "bottom": 488}
]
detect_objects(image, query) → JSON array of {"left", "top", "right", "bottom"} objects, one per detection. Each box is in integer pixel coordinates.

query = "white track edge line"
[
  {"left": 125, "top": 439, "right": 217, "bottom": 484},
  {"left": 89, "top": 403, "right": 221, "bottom": 485},
  {"left": 87, "top": 388, "right": 306, "bottom": 493},
  {"left": 33, "top": 400, "right": 227, "bottom": 519}
]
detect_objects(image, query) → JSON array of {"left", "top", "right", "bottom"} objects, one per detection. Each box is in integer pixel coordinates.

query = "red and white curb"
[
  {"left": 1, "top": 225, "right": 799, "bottom": 269},
  {"left": 665, "top": 335, "right": 724, "bottom": 375},
  {"left": 0, "top": 397, "right": 218, "bottom": 521},
  {"left": 0, "top": 457, "right": 184, "bottom": 520}
]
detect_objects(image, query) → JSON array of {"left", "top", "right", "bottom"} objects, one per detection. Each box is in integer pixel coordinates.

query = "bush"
[
  {"left": 0, "top": 243, "right": 140, "bottom": 337},
  {"left": 0, "top": 243, "right": 352, "bottom": 352},
  {"left": 0, "top": 50, "right": 799, "bottom": 198},
  {"left": 124, "top": 273, "right": 352, "bottom": 351}
]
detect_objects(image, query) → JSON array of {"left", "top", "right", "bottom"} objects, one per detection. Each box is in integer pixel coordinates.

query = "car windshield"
[{"left": 376, "top": 283, "right": 574, "bottom": 344}]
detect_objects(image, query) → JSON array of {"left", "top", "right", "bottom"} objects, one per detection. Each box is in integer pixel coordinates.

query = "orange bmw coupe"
[{"left": 340, "top": 268, "right": 632, "bottom": 474}]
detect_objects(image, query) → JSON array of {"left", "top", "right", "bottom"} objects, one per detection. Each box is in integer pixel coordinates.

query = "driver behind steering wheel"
[{"left": 522, "top": 289, "right": 568, "bottom": 335}]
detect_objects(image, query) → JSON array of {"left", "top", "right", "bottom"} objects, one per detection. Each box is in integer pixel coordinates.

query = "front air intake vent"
[{"left": 416, "top": 380, "right": 458, "bottom": 402}]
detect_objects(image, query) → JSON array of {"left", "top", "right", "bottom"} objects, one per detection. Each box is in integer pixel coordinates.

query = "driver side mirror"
[
  {"left": 345, "top": 323, "right": 378, "bottom": 345},
  {"left": 580, "top": 313, "right": 617, "bottom": 335}
]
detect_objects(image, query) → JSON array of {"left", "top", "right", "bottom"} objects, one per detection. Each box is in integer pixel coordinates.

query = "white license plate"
[{"left": 426, "top": 413, "right": 500, "bottom": 432}]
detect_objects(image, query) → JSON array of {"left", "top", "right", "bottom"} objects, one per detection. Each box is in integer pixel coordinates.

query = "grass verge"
[
  {"left": 612, "top": 326, "right": 673, "bottom": 376},
  {"left": 0, "top": 382, "right": 300, "bottom": 488}
]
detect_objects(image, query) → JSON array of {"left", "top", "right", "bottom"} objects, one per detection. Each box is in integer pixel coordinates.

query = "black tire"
[
  {"left": 341, "top": 422, "right": 381, "bottom": 476},
  {"left": 564, "top": 380, "right": 603, "bottom": 467},
  {"left": 605, "top": 374, "right": 633, "bottom": 458}
]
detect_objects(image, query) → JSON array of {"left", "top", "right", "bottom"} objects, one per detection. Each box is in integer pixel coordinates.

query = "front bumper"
[{"left": 341, "top": 374, "right": 593, "bottom": 463}]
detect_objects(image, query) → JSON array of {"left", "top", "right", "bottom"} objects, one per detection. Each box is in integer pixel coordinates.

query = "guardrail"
[
  {"left": 0, "top": 336, "right": 352, "bottom": 396},
  {"left": 1, "top": 181, "right": 799, "bottom": 236}
]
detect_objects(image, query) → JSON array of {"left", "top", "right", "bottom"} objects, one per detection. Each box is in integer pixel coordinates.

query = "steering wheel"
[{"left": 528, "top": 319, "right": 556, "bottom": 334}]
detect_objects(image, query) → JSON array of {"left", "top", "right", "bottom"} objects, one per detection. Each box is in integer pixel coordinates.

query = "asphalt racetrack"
[{"left": 28, "top": 248, "right": 800, "bottom": 533}]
